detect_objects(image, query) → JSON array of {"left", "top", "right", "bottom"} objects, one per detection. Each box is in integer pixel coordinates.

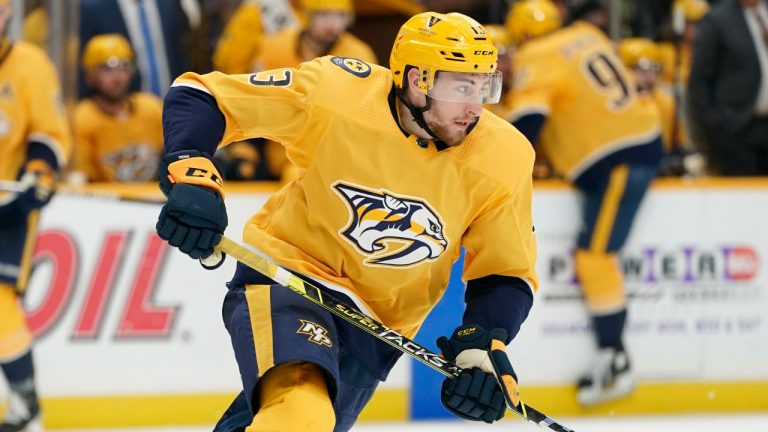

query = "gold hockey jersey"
[
  {"left": 73, "top": 92, "right": 163, "bottom": 182},
  {"left": 173, "top": 57, "right": 538, "bottom": 336},
  {"left": 509, "top": 22, "right": 660, "bottom": 180},
  {"left": 0, "top": 41, "right": 70, "bottom": 181}
]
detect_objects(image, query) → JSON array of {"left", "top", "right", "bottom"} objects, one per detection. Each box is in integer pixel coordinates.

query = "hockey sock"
[
  {"left": 574, "top": 249, "right": 626, "bottom": 314},
  {"left": 1, "top": 351, "right": 35, "bottom": 386},
  {"left": 0, "top": 284, "right": 33, "bottom": 362},
  {"left": 593, "top": 309, "right": 627, "bottom": 350},
  {"left": 246, "top": 361, "right": 335, "bottom": 432}
]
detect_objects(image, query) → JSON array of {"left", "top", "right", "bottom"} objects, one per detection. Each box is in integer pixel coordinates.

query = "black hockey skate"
[
  {"left": 0, "top": 390, "right": 42, "bottom": 432},
  {"left": 576, "top": 347, "right": 636, "bottom": 406}
]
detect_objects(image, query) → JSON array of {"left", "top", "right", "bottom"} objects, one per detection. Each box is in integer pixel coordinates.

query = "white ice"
[{"left": 53, "top": 413, "right": 768, "bottom": 432}]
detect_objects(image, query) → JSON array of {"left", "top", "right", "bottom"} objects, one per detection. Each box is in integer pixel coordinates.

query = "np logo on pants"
[{"left": 297, "top": 320, "right": 333, "bottom": 347}]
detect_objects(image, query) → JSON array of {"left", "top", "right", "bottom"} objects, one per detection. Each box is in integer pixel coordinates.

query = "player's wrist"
[{"left": 159, "top": 150, "right": 224, "bottom": 196}]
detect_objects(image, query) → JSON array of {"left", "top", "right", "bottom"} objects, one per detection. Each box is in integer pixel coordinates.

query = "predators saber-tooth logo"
[
  {"left": 333, "top": 182, "right": 448, "bottom": 267},
  {"left": 297, "top": 320, "right": 333, "bottom": 347}
]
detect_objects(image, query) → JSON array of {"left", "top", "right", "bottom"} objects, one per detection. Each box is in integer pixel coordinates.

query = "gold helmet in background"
[
  {"left": 675, "top": 0, "right": 709, "bottom": 22},
  {"left": 82, "top": 34, "right": 134, "bottom": 69},
  {"left": 300, "top": 0, "right": 353, "bottom": 14},
  {"left": 506, "top": 0, "right": 562, "bottom": 45},
  {"left": 483, "top": 24, "right": 512, "bottom": 52},
  {"left": 618, "top": 38, "right": 661, "bottom": 71}
]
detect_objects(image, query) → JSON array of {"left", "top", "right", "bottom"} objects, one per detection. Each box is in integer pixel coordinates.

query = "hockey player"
[
  {"left": 219, "top": 0, "right": 379, "bottom": 184},
  {"left": 158, "top": 11, "right": 537, "bottom": 432},
  {"left": 73, "top": 34, "right": 163, "bottom": 182},
  {"left": 618, "top": 38, "right": 676, "bottom": 150},
  {"left": 212, "top": 1, "right": 265, "bottom": 75},
  {"left": 507, "top": 0, "right": 663, "bottom": 406},
  {"left": 255, "top": 0, "right": 377, "bottom": 71},
  {"left": 0, "top": 0, "right": 71, "bottom": 430}
]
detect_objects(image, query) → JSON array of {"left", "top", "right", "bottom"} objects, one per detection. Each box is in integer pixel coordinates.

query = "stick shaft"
[
  {"left": 214, "top": 236, "right": 575, "bottom": 432},
  {"left": 0, "top": 180, "right": 165, "bottom": 205}
]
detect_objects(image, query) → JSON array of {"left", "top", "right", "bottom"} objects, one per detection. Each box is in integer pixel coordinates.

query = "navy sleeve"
[
  {"left": 463, "top": 275, "right": 534, "bottom": 344},
  {"left": 512, "top": 113, "right": 546, "bottom": 146},
  {"left": 25, "top": 141, "right": 60, "bottom": 171},
  {"left": 162, "top": 86, "right": 225, "bottom": 156}
]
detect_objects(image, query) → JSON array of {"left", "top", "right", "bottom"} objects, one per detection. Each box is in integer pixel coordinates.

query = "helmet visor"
[{"left": 428, "top": 70, "right": 503, "bottom": 104}]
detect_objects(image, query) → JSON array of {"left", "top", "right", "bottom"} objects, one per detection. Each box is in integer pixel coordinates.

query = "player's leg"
[
  {"left": 574, "top": 162, "right": 656, "bottom": 406},
  {"left": 0, "top": 210, "right": 43, "bottom": 432},
  {"left": 214, "top": 282, "right": 338, "bottom": 432},
  {"left": 212, "top": 390, "right": 251, "bottom": 432},
  {"left": 247, "top": 361, "right": 334, "bottom": 432},
  {"left": 333, "top": 348, "right": 382, "bottom": 432}
]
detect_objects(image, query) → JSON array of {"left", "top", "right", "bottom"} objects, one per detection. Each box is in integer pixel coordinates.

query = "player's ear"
[{"left": 405, "top": 67, "right": 426, "bottom": 106}]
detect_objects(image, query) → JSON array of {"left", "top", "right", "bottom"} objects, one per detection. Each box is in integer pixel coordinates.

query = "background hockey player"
[
  {"left": 507, "top": 0, "right": 663, "bottom": 406},
  {"left": 73, "top": 34, "right": 163, "bottom": 183},
  {"left": 0, "top": 0, "right": 71, "bottom": 429}
]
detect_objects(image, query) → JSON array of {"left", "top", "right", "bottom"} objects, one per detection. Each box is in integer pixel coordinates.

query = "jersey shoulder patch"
[{"left": 330, "top": 56, "right": 371, "bottom": 78}]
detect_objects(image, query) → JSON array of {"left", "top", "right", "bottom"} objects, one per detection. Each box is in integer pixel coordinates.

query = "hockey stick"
[
  {"left": 206, "top": 236, "right": 575, "bottom": 432},
  {"left": 0, "top": 180, "right": 165, "bottom": 205}
]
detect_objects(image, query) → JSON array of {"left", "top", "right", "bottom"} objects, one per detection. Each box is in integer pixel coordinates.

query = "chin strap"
[{"left": 397, "top": 91, "right": 440, "bottom": 140}]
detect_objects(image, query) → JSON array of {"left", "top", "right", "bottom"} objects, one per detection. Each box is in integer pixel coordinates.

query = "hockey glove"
[
  {"left": 436, "top": 324, "right": 519, "bottom": 423},
  {"left": 156, "top": 150, "right": 228, "bottom": 261},
  {"left": 16, "top": 159, "right": 56, "bottom": 214}
]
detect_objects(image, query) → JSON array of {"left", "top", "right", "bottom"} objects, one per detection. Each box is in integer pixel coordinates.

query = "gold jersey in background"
[
  {"left": 255, "top": 27, "right": 378, "bottom": 71},
  {"left": 174, "top": 56, "right": 538, "bottom": 337},
  {"left": 0, "top": 41, "right": 70, "bottom": 181},
  {"left": 73, "top": 92, "right": 163, "bottom": 182},
  {"left": 509, "top": 22, "right": 660, "bottom": 180}
]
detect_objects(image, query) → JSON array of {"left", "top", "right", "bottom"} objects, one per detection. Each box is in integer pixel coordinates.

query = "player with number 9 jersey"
[
  {"left": 509, "top": 20, "right": 661, "bottom": 181},
  {"left": 507, "top": 0, "right": 662, "bottom": 408}
]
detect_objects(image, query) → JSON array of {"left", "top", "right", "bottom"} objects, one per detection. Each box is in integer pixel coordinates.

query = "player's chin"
[{"left": 441, "top": 130, "right": 467, "bottom": 147}]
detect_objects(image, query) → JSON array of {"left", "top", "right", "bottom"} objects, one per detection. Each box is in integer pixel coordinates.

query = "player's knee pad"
[
  {"left": 0, "top": 283, "right": 32, "bottom": 362},
  {"left": 575, "top": 250, "right": 625, "bottom": 314},
  {"left": 247, "top": 361, "right": 335, "bottom": 432}
]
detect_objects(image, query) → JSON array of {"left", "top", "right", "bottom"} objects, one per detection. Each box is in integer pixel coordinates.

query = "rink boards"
[{"left": 1, "top": 178, "right": 767, "bottom": 428}]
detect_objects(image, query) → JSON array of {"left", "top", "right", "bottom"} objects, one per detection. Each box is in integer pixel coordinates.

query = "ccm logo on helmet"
[{"left": 474, "top": 50, "right": 495, "bottom": 55}]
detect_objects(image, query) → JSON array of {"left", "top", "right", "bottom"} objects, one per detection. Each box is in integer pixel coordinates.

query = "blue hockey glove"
[
  {"left": 436, "top": 324, "right": 519, "bottom": 423},
  {"left": 16, "top": 159, "right": 56, "bottom": 214},
  {"left": 156, "top": 150, "right": 228, "bottom": 261}
]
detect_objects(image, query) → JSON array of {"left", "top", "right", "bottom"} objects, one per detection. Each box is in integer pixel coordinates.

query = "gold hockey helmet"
[
  {"left": 618, "top": 38, "right": 662, "bottom": 71},
  {"left": 506, "top": 0, "right": 562, "bottom": 45},
  {"left": 390, "top": 12, "right": 502, "bottom": 104},
  {"left": 301, "top": 0, "right": 353, "bottom": 14},
  {"left": 675, "top": 0, "right": 709, "bottom": 22},
  {"left": 82, "top": 33, "right": 134, "bottom": 69}
]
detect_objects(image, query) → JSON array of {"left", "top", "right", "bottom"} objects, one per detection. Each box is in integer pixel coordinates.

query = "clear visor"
[
  {"left": 633, "top": 58, "right": 661, "bottom": 73},
  {"left": 427, "top": 70, "right": 503, "bottom": 104}
]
